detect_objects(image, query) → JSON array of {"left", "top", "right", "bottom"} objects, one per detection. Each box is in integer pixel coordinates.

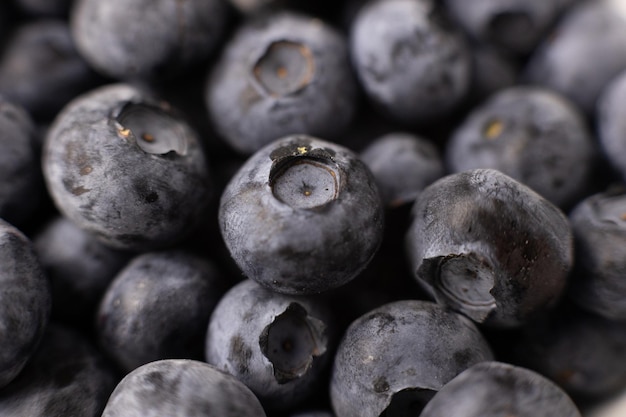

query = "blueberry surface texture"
[
  {"left": 206, "top": 279, "right": 332, "bottom": 411},
  {"left": 97, "top": 250, "right": 225, "bottom": 373},
  {"left": 445, "top": 86, "right": 596, "bottom": 209},
  {"left": 219, "top": 134, "right": 384, "bottom": 294},
  {"left": 406, "top": 169, "right": 573, "bottom": 327},
  {"left": 71, "top": 0, "right": 229, "bottom": 80},
  {"left": 42, "top": 83, "right": 211, "bottom": 251},
  {"left": 207, "top": 11, "right": 357, "bottom": 155},
  {"left": 0, "top": 324, "right": 118, "bottom": 417},
  {"left": 101, "top": 359, "right": 267, "bottom": 417},
  {"left": 567, "top": 187, "right": 626, "bottom": 320},
  {"left": 350, "top": 0, "right": 471, "bottom": 124},
  {"left": 597, "top": 68, "right": 626, "bottom": 182},
  {"left": 419, "top": 361, "right": 581, "bottom": 417},
  {"left": 330, "top": 299, "right": 494, "bottom": 417},
  {"left": 0, "top": 219, "right": 51, "bottom": 390}
]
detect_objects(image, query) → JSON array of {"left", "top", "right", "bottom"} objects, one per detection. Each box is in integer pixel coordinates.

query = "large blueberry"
[
  {"left": 0, "top": 97, "right": 43, "bottom": 227},
  {"left": 42, "top": 83, "right": 211, "bottom": 251},
  {"left": 350, "top": 0, "right": 471, "bottom": 124},
  {"left": 406, "top": 169, "right": 573, "bottom": 327},
  {"left": 419, "top": 361, "right": 581, "bottom": 417},
  {"left": 0, "top": 324, "right": 118, "bottom": 417},
  {"left": 0, "top": 219, "right": 51, "bottom": 389},
  {"left": 97, "top": 250, "right": 226, "bottom": 373},
  {"left": 101, "top": 359, "right": 267, "bottom": 417},
  {"left": 71, "top": 0, "right": 230, "bottom": 81},
  {"left": 206, "top": 11, "right": 357, "bottom": 155},
  {"left": 206, "top": 279, "right": 332, "bottom": 411},
  {"left": 445, "top": 86, "right": 597, "bottom": 209},
  {"left": 330, "top": 300, "right": 494, "bottom": 417},
  {"left": 219, "top": 134, "right": 384, "bottom": 294}
]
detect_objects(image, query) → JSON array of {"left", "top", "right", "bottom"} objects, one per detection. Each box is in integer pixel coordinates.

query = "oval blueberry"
[{"left": 219, "top": 134, "right": 384, "bottom": 294}]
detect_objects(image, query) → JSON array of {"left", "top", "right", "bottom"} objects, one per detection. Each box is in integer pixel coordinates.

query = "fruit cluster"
[{"left": 0, "top": 0, "right": 625, "bottom": 416}]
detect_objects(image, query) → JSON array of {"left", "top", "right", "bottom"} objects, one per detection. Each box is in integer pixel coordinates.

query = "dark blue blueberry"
[
  {"left": 523, "top": 0, "right": 626, "bottom": 114},
  {"left": 0, "top": 19, "right": 104, "bottom": 123},
  {"left": 33, "top": 215, "right": 131, "bottom": 331},
  {"left": 0, "top": 219, "right": 51, "bottom": 389},
  {"left": 0, "top": 97, "right": 44, "bottom": 227},
  {"left": 101, "top": 359, "right": 267, "bottom": 417},
  {"left": 359, "top": 132, "right": 445, "bottom": 208},
  {"left": 466, "top": 44, "right": 518, "bottom": 104},
  {"left": 206, "top": 11, "right": 357, "bottom": 155},
  {"left": 567, "top": 187, "right": 626, "bottom": 320},
  {"left": 443, "top": 0, "right": 568, "bottom": 56},
  {"left": 0, "top": 323, "right": 118, "bottom": 417},
  {"left": 419, "top": 361, "right": 581, "bottom": 417},
  {"left": 206, "top": 279, "right": 332, "bottom": 411},
  {"left": 445, "top": 86, "right": 597, "bottom": 209},
  {"left": 350, "top": 0, "right": 471, "bottom": 124},
  {"left": 97, "top": 250, "right": 226, "bottom": 373},
  {"left": 597, "top": 68, "right": 626, "bottom": 182},
  {"left": 42, "top": 83, "right": 211, "bottom": 251},
  {"left": 219, "top": 134, "right": 384, "bottom": 294},
  {"left": 71, "top": 0, "right": 230, "bottom": 80},
  {"left": 406, "top": 169, "right": 573, "bottom": 327},
  {"left": 330, "top": 300, "right": 494, "bottom": 417}
]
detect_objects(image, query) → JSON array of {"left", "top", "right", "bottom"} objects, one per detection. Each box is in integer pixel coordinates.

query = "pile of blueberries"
[{"left": 2, "top": 0, "right": 626, "bottom": 415}]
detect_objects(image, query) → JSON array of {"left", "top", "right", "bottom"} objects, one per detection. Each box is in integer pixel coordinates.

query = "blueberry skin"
[
  {"left": 0, "top": 219, "right": 51, "bottom": 389},
  {"left": 206, "top": 279, "right": 332, "bottom": 411},
  {"left": 0, "top": 324, "right": 118, "bottom": 417},
  {"left": 33, "top": 216, "right": 131, "bottom": 330},
  {"left": 330, "top": 300, "right": 494, "bottom": 417},
  {"left": 524, "top": 1, "right": 626, "bottom": 114},
  {"left": 467, "top": 45, "right": 518, "bottom": 104},
  {"left": 566, "top": 188, "right": 626, "bottom": 320},
  {"left": 219, "top": 135, "right": 384, "bottom": 294},
  {"left": 350, "top": 0, "right": 471, "bottom": 124},
  {"left": 406, "top": 169, "right": 573, "bottom": 327},
  {"left": 97, "top": 250, "right": 225, "bottom": 373},
  {"left": 419, "top": 361, "right": 581, "bottom": 417},
  {"left": 42, "top": 83, "right": 211, "bottom": 251},
  {"left": 445, "top": 87, "right": 596, "bottom": 209},
  {"left": 597, "top": 69, "right": 626, "bottom": 181},
  {"left": 15, "top": 0, "right": 72, "bottom": 16},
  {"left": 0, "top": 19, "right": 102, "bottom": 123},
  {"left": 71, "top": 0, "right": 229, "bottom": 81},
  {"left": 359, "top": 132, "right": 444, "bottom": 207},
  {"left": 207, "top": 11, "right": 357, "bottom": 155},
  {"left": 102, "top": 359, "right": 267, "bottom": 417},
  {"left": 443, "top": 0, "right": 567, "bottom": 56},
  {"left": 0, "top": 97, "right": 43, "bottom": 227}
]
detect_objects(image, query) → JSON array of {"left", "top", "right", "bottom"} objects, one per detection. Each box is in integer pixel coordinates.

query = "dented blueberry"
[{"left": 42, "top": 83, "right": 211, "bottom": 251}]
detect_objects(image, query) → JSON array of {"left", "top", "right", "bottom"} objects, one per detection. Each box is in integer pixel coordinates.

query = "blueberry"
[
  {"left": 445, "top": 86, "right": 597, "bottom": 209},
  {"left": 206, "top": 279, "right": 332, "bottom": 411},
  {"left": 566, "top": 187, "right": 626, "bottom": 320},
  {"left": 15, "top": 0, "right": 71, "bottom": 16},
  {"left": 206, "top": 11, "right": 357, "bottom": 155},
  {"left": 0, "top": 219, "right": 51, "bottom": 389},
  {"left": 71, "top": 0, "right": 230, "bottom": 80},
  {"left": 359, "top": 132, "right": 445, "bottom": 208},
  {"left": 0, "top": 19, "right": 103, "bottom": 123},
  {"left": 33, "top": 215, "right": 131, "bottom": 330},
  {"left": 97, "top": 250, "right": 226, "bottom": 373},
  {"left": 219, "top": 134, "right": 384, "bottom": 294},
  {"left": 0, "top": 324, "right": 118, "bottom": 417},
  {"left": 350, "top": 0, "right": 471, "bottom": 124},
  {"left": 443, "top": 0, "right": 567, "bottom": 56},
  {"left": 330, "top": 299, "right": 494, "bottom": 417},
  {"left": 597, "top": 68, "right": 626, "bottom": 182},
  {"left": 101, "top": 359, "right": 267, "bottom": 417},
  {"left": 523, "top": 0, "right": 626, "bottom": 114},
  {"left": 419, "top": 361, "right": 581, "bottom": 417},
  {"left": 466, "top": 45, "right": 518, "bottom": 104},
  {"left": 406, "top": 169, "right": 573, "bottom": 327},
  {"left": 42, "top": 83, "right": 211, "bottom": 251},
  {"left": 0, "top": 97, "right": 43, "bottom": 227}
]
